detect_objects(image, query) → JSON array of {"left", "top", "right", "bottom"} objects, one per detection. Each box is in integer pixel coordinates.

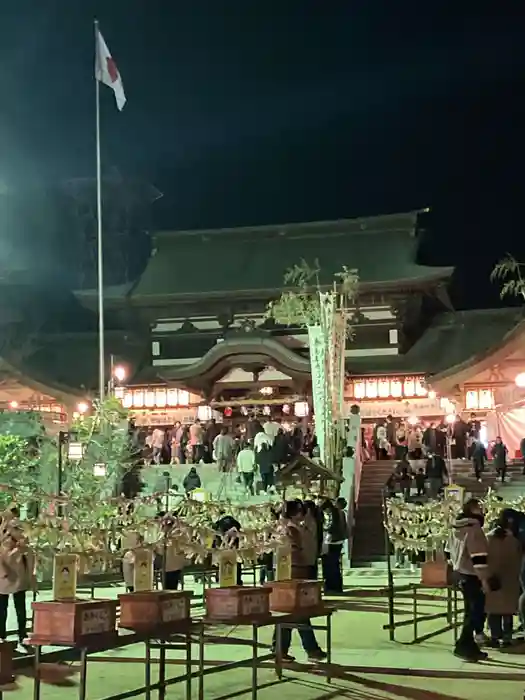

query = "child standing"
[{"left": 415, "top": 468, "right": 426, "bottom": 496}]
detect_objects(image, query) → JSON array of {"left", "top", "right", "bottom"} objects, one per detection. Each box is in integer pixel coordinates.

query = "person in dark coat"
[
  {"left": 492, "top": 437, "right": 508, "bottom": 482},
  {"left": 415, "top": 468, "right": 426, "bottom": 496},
  {"left": 246, "top": 416, "right": 263, "bottom": 442},
  {"left": 423, "top": 423, "right": 439, "bottom": 454},
  {"left": 182, "top": 467, "right": 201, "bottom": 494},
  {"left": 270, "top": 500, "right": 326, "bottom": 661},
  {"left": 453, "top": 417, "right": 469, "bottom": 459},
  {"left": 471, "top": 440, "right": 487, "bottom": 481},
  {"left": 485, "top": 509, "right": 522, "bottom": 647},
  {"left": 395, "top": 457, "right": 413, "bottom": 496},
  {"left": 256, "top": 442, "right": 275, "bottom": 492},
  {"left": 272, "top": 429, "right": 290, "bottom": 467},
  {"left": 384, "top": 472, "right": 397, "bottom": 498},
  {"left": 214, "top": 512, "right": 243, "bottom": 585},
  {"left": 424, "top": 452, "right": 448, "bottom": 498},
  {"left": 320, "top": 499, "right": 346, "bottom": 594}
]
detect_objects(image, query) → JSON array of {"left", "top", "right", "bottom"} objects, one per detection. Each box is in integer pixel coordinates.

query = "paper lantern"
[
  {"left": 197, "top": 405, "right": 212, "bottom": 422},
  {"left": 294, "top": 401, "right": 309, "bottom": 418}
]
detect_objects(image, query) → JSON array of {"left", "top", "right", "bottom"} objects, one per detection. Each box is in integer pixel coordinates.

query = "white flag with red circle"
[{"left": 95, "top": 27, "right": 126, "bottom": 111}]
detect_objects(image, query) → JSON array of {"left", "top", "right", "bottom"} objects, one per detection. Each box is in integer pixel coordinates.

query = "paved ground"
[{"left": 4, "top": 567, "right": 525, "bottom": 699}]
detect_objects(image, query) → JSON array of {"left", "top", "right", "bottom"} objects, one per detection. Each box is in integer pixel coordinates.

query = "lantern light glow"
[
  {"left": 516, "top": 373, "right": 525, "bottom": 388},
  {"left": 113, "top": 365, "right": 126, "bottom": 382}
]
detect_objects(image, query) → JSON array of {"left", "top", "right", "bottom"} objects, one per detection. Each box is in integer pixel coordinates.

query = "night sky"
[{"left": 1, "top": 1, "right": 525, "bottom": 315}]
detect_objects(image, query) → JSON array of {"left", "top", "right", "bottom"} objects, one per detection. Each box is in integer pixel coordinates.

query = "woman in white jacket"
[{"left": 0, "top": 518, "right": 35, "bottom": 650}]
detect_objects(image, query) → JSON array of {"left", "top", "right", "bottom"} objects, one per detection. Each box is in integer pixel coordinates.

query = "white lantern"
[
  {"left": 93, "top": 463, "right": 107, "bottom": 477},
  {"left": 294, "top": 401, "right": 309, "bottom": 418},
  {"left": 68, "top": 442, "right": 84, "bottom": 460},
  {"left": 197, "top": 405, "right": 212, "bottom": 422}
]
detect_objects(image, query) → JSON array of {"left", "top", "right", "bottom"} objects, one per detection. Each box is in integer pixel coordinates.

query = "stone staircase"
[{"left": 350, "top": 460, "right": 524, "bottom": 567}]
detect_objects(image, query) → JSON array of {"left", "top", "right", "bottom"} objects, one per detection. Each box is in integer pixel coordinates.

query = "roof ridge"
[
  {"left": 433, "top": 307, "right": 523, "bottom": 324},
  {"left": 154, "top": 210, "right": 423, "bottom": 240}
]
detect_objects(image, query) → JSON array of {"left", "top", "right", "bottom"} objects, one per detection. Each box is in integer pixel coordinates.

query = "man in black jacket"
[
  {"left": 320, "top": 499, "right": 346, "bottom": 594},
  {"left": 425, "top": 452, "right": 448, "bottom": 498}
]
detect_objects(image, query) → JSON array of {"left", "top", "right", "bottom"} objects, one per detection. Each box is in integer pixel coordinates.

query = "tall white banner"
[{"left": 307, "top": 324, "right": 328, "bottom": 465}]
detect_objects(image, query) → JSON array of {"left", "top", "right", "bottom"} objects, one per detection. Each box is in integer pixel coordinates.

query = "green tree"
[
  {"left": 491, "top": 255, "right": 525, "bottom": 300},
  {"left": 0, "top": 434, "right": 38, "bottom": 510},
  {"left": 265, "top": 259, "right": 358, "bottom": 329},
  {"left": 0, "top": 411, "right": 56, "bottom": 513}
]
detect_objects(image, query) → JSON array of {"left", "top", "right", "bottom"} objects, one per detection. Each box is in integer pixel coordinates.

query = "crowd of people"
[
  {"left": 135, "top": 415, "right": 318, "bottom": 468},
  {"left": 364, "top": 413, "right": 489, "bottom": 462},
  {"left": 139, "top": 415, "right": 321, "bottom": 498},
  {"left": 384, "top": 436, "right": 511, "bottom": 503},
  {"left": 450, "top": 498, "right": 525, "bottom": 661}
]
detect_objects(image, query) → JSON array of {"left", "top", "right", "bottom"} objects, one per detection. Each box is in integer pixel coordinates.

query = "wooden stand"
[
  {"left": 205, "top": 586, "right": 270, "bottom": 620},
  {"left": 266, "top": 580, "right": 322, "bottom": 612},
  {"left": 119, "top": 590, "right": 192, "bottom": 632},
  {"left": 29, "top": 599, "right": 118, "bottom": 646},
  {"left": 0, "top": 641, "right": 15, "bottom": 685}
]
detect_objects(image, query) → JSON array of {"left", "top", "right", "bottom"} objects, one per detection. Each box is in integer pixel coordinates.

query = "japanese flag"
[{"left": 95, "top": 27, "right": 126, "bottom": 111}]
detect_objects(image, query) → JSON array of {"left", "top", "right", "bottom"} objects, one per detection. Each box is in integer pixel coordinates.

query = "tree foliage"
[
  {"left": 491, "top": 255, "right": 525, "bottom": 300},
  {"left": 0, "top": 398, "right": 142, "bottom": 527},
  {"left": 66, "top": 396, "right": 135, "bottom": 505},
  {"left": 0, "top": 411, "right": 56, "bottom": 511},
  {"left": 0, "top": 434, "right": 39, "bottom": 510},
  {"left": 265, "top": 259, "right": 359, "bottom": 329}
]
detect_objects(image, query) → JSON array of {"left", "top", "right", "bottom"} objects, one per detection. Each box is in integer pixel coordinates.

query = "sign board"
[
  {"left": 130, "top": 410, "right": 196, "bottom": 426},
  {"left": 444, "top": 484, "right": 465, "bottom": 504},
  {"left": 53, "top": 554, "right": 78, "bottom": 600},
  {"left": 344, "top": 397, "right": 444, "bottom": 420},
  {"left": 275, "top": 545, "right": 292, "bottom": 581},
  {"left": 80, "top": 607, "right": 112, "bottom": 635},
  {"left": 133, "top": 548, "right": 154, "bottom": 592},
  {"left": 218, "top": 550, "right": 237, "bottom": 588}
]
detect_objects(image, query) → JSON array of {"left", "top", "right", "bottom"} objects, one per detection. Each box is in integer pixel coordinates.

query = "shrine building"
[{"left": 2, "top": 209, "right": 525, "bottom": 431}]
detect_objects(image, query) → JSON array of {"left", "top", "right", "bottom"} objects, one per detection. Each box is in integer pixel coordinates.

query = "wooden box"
[
  {"left": 421, "top": 560, "right": 451, "bottom": 588},
  {"left": 266, "top": 580, "right": 322, "bottom": 612},
  {"left": 29, "top": 599, "right": 118, "bottom": 646},
  {"left": 119, "top": 590, "right": 192, "bottom": 631},
  {"left": 205, "top": 586, "right": 271, "bottom": 621},
  {"left": 0, "top": 641, "right": 15, "bottom": 685}
]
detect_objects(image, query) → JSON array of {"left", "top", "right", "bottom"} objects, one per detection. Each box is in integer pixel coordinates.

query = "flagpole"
[{"left": 94, "top": 19, "right": 105, "bottom": 403}]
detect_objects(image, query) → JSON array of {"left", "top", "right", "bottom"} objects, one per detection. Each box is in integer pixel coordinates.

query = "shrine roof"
[
  {"left": 419, "top": 307, "right": 525, "bottom": 390},
  {"left": 346, "top": 308, "right": 524, "bottom": 379},
  {"left": 7, "top": 331, "right": 147, "bottom": 399},
  {"left": 130, "top": 210, "right": 453, "bottom": 301}
]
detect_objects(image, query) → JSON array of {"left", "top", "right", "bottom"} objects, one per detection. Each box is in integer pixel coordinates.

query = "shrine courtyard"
[{"left": 4, "top": 570, "right": 525, "bottom": 700}]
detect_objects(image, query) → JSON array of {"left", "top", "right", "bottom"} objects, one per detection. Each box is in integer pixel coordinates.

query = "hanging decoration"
[{"left": 384, "top": 489, "right": 525, "bottom": 552}]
